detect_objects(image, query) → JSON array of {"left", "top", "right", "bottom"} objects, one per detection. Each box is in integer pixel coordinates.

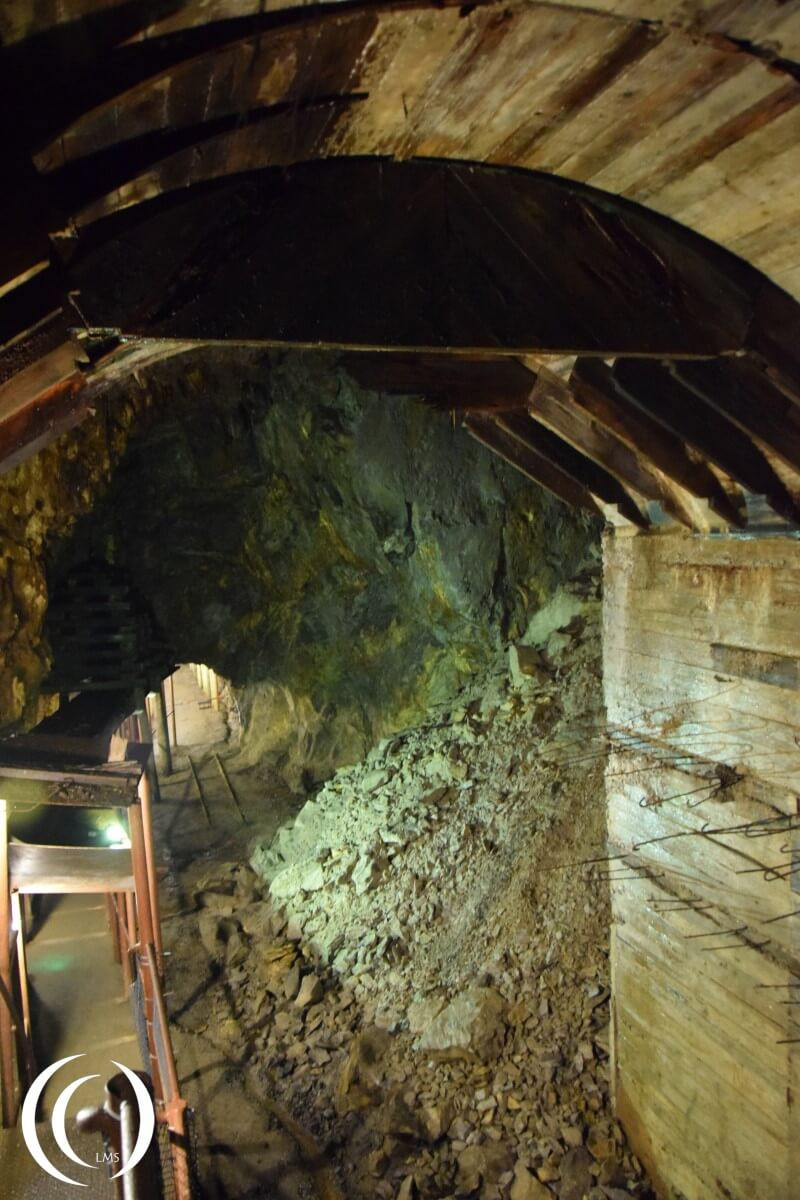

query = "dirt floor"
[{"left": 157, "top": 580, "right": 655, "bottom": 1200}]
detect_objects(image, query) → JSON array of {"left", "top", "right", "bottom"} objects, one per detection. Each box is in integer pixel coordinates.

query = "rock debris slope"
[{"left": 167, "top": 574, "right": 654, "bottom": 1200}]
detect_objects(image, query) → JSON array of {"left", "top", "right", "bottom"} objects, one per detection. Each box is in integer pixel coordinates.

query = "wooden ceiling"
[{"left": 1, "top": 1, "right": 800, "bottom": 534}]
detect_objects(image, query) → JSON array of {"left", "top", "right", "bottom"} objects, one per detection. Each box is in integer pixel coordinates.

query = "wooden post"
[
  {"left": 134, "top": 690, "right": 161, "bottom": 806},
  {"left": 0, "top": 799, "right": 16, "bottom": 1126},
  {"left": 11, "top": 894, "right": 31, "bottom": 1044},
  {"left": 118, "top": 894, "right": 133, "bottom": 992},
  {"left": 137, "top": 774, "right": 163, "bottom": 969},
  {"left": 167, "top": 672, "right": 178, "bottom": 747},
  {"left": 106, "top": 892, "right": 122, "bottom": 963},
  {"left": 151, "top": 684, "right": 173, "bottom": 776},
  {"left": 125, "top": 891, "right": 136, "bottom": 952}
]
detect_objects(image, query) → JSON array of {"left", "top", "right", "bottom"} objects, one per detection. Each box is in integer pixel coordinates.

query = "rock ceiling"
[{"left": 2, "top": 0, "right": 800, "bottom": 533}]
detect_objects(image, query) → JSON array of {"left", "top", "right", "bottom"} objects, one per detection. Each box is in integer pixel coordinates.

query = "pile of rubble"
[{"left": 166, "top": 576, "right": 654, "bottom": 1199}]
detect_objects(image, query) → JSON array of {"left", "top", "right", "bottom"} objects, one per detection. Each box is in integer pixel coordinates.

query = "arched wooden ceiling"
[
  {"left": 2, "top": 0, "right": 800, "bottom": 534},
  {"left": 3, "top": 1, "right": 799, "bottom": 290}
]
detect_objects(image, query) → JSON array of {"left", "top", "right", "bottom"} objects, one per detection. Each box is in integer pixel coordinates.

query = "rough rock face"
[
  {"left": 0, "top": 384, "right": 151, "bottom": 729},
  {"left": 62, "top": 349, "right": 597, "bottom": 784}
]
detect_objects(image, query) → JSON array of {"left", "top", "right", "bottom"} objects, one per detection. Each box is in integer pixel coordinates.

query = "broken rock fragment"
[
  {"left": 508, "top": 644, "right": 550, "bottom": 689},
  {"left": 456, "top": 1142, "right": 514, "bottom": 1195},
  {"left": 351, "top": 852, "right": 385, "bottom": 896},
  {"left": 510, "top": 1161, "right": 554, "bottom": 1200},
  {"left": 416, "top": 987, "right": 507, "bottom": 1061},
  {"left": 269, "top": 858, "right": 326, "bottom": 900},
  {"left": 558, "top": 1147, "right": 594, "bottom": 1200},
  {"left": 295, "top": 972, "right": 324, "bottom": 1008}
]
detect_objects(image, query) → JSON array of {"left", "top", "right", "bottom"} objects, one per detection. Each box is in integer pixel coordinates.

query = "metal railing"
[
  {"left": 135, "top": 943, "right": 193, "bottom": 1200},
  {"left": 79, "top": 944, "right": 194, "bottom": 1200}
]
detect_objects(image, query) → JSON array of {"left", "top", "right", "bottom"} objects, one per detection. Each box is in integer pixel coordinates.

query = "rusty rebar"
[{"left": 187, "top": 755, "right": 212, "bottom": 827}]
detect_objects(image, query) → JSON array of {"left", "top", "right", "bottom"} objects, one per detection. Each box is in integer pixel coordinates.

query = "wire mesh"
[
  {"left": 129, "top": 975, "right": 149, "bottom": 1071},
  {"left": 156, "top": 1108, "right": 202, "bottom": 1200}
]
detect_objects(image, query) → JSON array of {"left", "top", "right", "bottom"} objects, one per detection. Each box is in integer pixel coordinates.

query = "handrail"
[
  {"left": 77, "top": 1070, "right": 162, "bottom": 1200},
  {"left": 133, "top": 943, "right": 192, "bottom": 1200}
]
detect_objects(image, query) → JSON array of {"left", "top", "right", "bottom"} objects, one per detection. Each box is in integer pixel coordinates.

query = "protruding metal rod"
[
  {"left": 213, "top": 754, "right": 246, "bottom": 824},
  {"left": 187, "top": 756, "right": 212, "bottom": 827},
  {"left": 167, "top": 672, "right": 178, "bottom": 747},
  {"left": 684, "top": 926, "right": 748, "bottom": 939}
]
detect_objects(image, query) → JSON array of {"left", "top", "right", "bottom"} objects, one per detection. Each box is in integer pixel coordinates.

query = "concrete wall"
[{"left": 603, "top": 529, "right": 799, "bottom": 1200}]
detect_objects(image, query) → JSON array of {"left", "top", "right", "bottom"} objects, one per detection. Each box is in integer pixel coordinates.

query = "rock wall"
[
  {"left": 0, "top": 383, "right": 153, "bottom": 728},
  {"left": 2, "top": 348, "right": 598, "bottom": 779},
  {"left": 63, "top": 350, "right": 597, "bottom": 785}
]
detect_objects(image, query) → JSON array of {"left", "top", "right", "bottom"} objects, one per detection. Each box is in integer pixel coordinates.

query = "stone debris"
[
  {"left": 510, "top": 1162, "right": 554, "bottom": 1200},
  {"left": 295, "top": 972, "right": 324, "bottom": 1009},
  {"left": 416, "top": 988, "right": 507, "bottom": 1061},
  {"left": 166, "top": 572, "right": 655, "bottom": 1199}
]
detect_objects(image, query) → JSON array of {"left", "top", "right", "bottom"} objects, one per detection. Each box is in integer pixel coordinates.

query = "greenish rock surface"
[{"left": 12, "top": 348, "right": 598, "bottom": 783}]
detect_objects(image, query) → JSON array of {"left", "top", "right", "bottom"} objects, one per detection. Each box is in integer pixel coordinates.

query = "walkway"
[
  {"left": 156, "top": 667, "right": 310, "bottom": 1199},
  {"left": 0, "top": 895, "right": 138, "bottom": 1197}
]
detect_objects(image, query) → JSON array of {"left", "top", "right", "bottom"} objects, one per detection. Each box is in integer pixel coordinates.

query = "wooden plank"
[
  {"left": 603, "top": 531, "right": 800, "bottom": 657},
  {"left": 571, "top": 357, "right": 746, "bottom": 526},
  {"left": 613, "top": 940, "right": 793, "bottom": 1200},
  {"left": 612, "top": 359, "right": 800, "bottom": 523},
  {"left": 710, "top": 642, "right": 800, "bottom": 691},
  {"left": 339, "top": 351, "right": 536, "bottom": 410},
  {"left": 0, "top": 761, "right": 141, "bottom": 788},
  {"left": 0, "top": 733, "right": 127, "bottom": 764},
  {"left": 0, "top": 760, "right": 141, "bottom": 808},
  {"left": 671, "top": 356, "right": 800, "bottom": 472},
  {"left": 612, "top": 876, "right": 795, "bottom": 1032},
  {"left": 528, "top": 368, "right": 698, "bottom": 527},
  {"left": 463, "top": 415, "right": 603, "bottom": 516},
  {"left": 8, "top": 844, "right": 135, "bottom": 893},
  {"left": 496, "top": 409, "right": 649, "bottom": 527}
]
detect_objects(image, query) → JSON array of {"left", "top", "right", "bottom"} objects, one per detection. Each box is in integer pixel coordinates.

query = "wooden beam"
[
  {"left": 339, "top": 351, "right": 536, "bottom": 410},
  {"left": 8, "top": 845, "right": 135, "bottom": 894},
  {"left": 528, "top": 369, "right": 698, "bottom": 529},
  {"left": 748, "top": 287, "right": 800, "bottom": 411},
  {"left": 612, "top": 359, "right": 800, "bottom": 524},
  {"left": 669, "top": 356, "right": 800, "bottom": 472},
  {"left": 496, "top": 410, "right": 649, "bottom": 529},
  {"left": 569, "top": 358, "right": 745, "bottom": 528},
  {"left": 463, "top": 416, "right": 603, "bottom": 517},
  {"left": 0, "top": 337, "right": 201, "bottom": 476}
]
